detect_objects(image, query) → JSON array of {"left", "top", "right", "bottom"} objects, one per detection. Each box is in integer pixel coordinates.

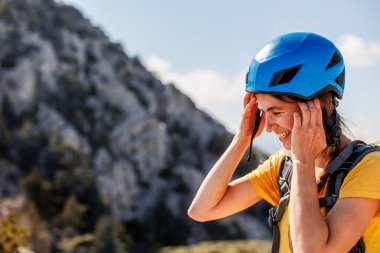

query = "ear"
[{"left": 317, "top": 93, "right": 334, "bottom": 114}]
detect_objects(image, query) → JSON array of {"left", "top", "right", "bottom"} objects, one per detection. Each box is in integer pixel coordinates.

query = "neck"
[
  {"left": 313, "top": 146, "right": 333, "bottom": 188},
  {"left": 314, "top": 135, "right": 352, "bottom": 189},
  {"left": 314, "top": 134, "right": 352, "bottom": 170},
  {"left": 315, "top": 147, "right": 333, "bottom": 170}
]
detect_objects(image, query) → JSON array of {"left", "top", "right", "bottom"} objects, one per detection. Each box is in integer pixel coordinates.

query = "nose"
[{"left": 265, "top": 115, "right": 277, "bottom": 133}]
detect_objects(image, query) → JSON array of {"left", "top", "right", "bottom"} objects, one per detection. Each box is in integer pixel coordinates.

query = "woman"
[{"left": 188, "top": 33, "right": 380, "bottom": 253}]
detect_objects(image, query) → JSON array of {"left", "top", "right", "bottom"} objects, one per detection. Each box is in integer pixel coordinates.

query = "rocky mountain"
[{"left": 0, "top": 0, "right": 271, "bottom": 252}]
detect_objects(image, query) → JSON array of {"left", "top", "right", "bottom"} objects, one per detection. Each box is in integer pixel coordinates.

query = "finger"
[
  {"left": 244, "top": 92, "right": 255, "bottom": 108},
  {"left": 245, "top": 96, "right": 257, "bottom": 109},
  {"left": 243, "top": 92, "right": 251, "bottom": 107},
  {"left": 307, "top": 100, "right": 317, "bottom": 128},
  {"left": 243, "top": 98, "right": 258, "bottom": 120},
  {"left": 298, "top": 102, "right": 310, "bottom": 128},
  {"left": 314, "top": 98, "right": 327, "bottom": 144},
  {"left": 293, "top": 112, "right": 301, "bottom": 129},
  {"left": 314, "top": 98, "right": 323, "bottom": 127}
]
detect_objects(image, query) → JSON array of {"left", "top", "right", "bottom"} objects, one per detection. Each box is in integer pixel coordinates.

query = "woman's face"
[{"left": 255, "top": 94, "right": 301, "bottom": 150}]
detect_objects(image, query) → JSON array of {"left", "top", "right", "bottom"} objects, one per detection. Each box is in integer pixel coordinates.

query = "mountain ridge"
[{"left": 0, "top": 0, "right": 271, "bottom": 252}]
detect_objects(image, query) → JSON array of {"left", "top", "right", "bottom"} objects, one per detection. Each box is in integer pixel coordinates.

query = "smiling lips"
[{"left": 277, "top": 130, "right": 291, "bottom": 141}]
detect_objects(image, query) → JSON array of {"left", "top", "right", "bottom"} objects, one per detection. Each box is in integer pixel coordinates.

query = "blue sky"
[{"left": 60, "top": 0, "right": 380, "bottom": 154}]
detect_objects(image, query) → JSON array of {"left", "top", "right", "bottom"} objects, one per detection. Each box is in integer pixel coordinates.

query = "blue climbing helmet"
[{"left": 245, "top": 32, "right": 345, "bottom": 100}]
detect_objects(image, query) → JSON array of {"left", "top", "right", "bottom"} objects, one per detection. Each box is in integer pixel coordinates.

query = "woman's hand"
[
  {"left": 236, "top": 92, "right": 266, "bottom": 142},
  {"left": 291, "top": 98, "right": 327, "bottom": 165}
]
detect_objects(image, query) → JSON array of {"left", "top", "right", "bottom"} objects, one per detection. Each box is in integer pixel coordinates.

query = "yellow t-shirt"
[{"left": 247, "top": 149, "right": 380, "bottom": 253}]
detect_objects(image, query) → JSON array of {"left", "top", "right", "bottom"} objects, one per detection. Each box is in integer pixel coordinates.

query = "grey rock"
[
  {"left": 111, "top": 114, "right": 169, "bottom": 182},
  {"left": 36, "top": 103, "right": 91, "bottom": 155},
  {"left": 230, "top": 214, "right": 272, "bottom": 240},
  {"left": 1, "top": 59, "right": 36, "bottom": 114},
  {"left": 0, "top": 0, "right": 269, "bottom": 249}
]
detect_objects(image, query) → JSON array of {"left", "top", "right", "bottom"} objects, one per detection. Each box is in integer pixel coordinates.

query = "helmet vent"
[
  {"left": 326, "top": 51, "right": 342, "bottom": 69},
  {"left": 335, "top": 68, "right": 345, "bottom": 87},
  {"left": 270, "top": 64, "right": 302, "bottom": 86}
]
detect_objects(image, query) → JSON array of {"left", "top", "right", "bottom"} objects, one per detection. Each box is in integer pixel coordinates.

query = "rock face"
[{"left": 0, "top": 0, "right": 271, "bottom": 251}]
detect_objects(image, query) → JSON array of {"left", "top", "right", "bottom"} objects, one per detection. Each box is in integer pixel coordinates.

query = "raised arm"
[
  {"left": 289, "top": 99, "right": 380, "bottom": 252},
  {"left": 188, "top": 92, "right": 266, "bottom": 222}
]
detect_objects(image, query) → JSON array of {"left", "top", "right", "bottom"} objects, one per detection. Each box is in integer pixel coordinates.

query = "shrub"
[
  {"left": 94, "top": 216, "right": 127, "bottom": 253},
  {"left": 0, "top": 212, "right": 31, "bottom": 253}
]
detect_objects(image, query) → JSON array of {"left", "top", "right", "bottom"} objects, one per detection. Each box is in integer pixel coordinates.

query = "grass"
[{"left": 160, "top": 240, "right": 272, "bottom": 253}]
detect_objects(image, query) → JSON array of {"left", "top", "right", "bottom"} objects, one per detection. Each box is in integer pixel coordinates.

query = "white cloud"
[
  {"left": 145, "top": 55, "right": 244, "bottom": 126},
  {"left": 146, "top": 55, "right": 242, "bottom": 106},
  {"left": 144, "top": 55, "right": 282, "bottom": 154},
  {"left": 145, "top": 55, "right": 171, "bottom": 74},
  {"left": 336, "top": 34, "right": 380, "bottom": 67}
]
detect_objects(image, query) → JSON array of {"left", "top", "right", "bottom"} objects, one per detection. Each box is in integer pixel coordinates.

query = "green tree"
[
  {"left": 22, "top": 169, "right": 58, "bottom": 219},
  {"left": 0, "top": 106, "right": 12, "bottom": 156},
  {"left": 94, "top": 216, "right": 127, "bottom": 253},
  {"left": 59, "top": 195, "right": 88, "bottom": 229}
]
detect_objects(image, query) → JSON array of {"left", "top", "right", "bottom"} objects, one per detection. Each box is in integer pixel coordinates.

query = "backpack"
[{"left": 267, "top": 140, "right": 380, "bottom": 253}]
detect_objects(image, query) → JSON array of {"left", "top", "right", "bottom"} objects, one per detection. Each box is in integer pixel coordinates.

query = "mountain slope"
[{"left": 0, "top": 0, "right": 271, "bottom": 252}]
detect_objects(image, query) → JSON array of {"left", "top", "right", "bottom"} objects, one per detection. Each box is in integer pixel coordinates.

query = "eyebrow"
[{"left": 259, "top": 105, "right": 285, "bottom": 113}]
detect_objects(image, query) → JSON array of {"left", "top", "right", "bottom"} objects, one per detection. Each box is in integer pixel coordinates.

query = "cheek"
[{"left": 281, "top": 113, "right": 295, "bottom": 129}]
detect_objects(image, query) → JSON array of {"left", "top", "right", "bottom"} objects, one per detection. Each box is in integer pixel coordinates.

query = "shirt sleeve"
[
  {"left": 246, "top": 149, "right": 286, "bottom": 206},
  {"left": 339, "top": 151, "right": 380, "bottom": 215}
]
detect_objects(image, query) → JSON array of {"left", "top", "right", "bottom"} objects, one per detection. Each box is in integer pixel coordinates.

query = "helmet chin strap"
[
  {"left": 247, "top": 110, "right": 263, "bottom": 162},
  {"left": 331, "top": 110, "right": 342, "bottom": 148},
  {"left": 323, "top": 96, "right": 342, "bottom": 148}
]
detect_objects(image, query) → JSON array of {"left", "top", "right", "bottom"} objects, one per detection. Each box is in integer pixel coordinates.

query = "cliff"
[{"left": 0, "top": 0, "right": 271, "bottom": 252}]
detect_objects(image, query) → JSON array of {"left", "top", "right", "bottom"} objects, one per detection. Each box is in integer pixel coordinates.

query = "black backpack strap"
[
  {"left": 318, "top": 194, "right": 339, "bottom": 207},
  {"left": 318, "top": 140, "right": 367, "bottom": 210},
  {"left": 269, "top": 154, "right": 292, "bottom": 253},
  {"left": 326, "top": 143, "right": 380, "bottom": 205},
  {"left": 326, "top": 140, "right": 366, "bottom": 175},
  {"left": 321, "top": 142, "right": 380, "bottom": 253}
]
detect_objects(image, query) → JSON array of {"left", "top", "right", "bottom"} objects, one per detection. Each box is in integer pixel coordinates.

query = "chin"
[{"left": 283, "top": 143, "right": 291, "bottom": 150}]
